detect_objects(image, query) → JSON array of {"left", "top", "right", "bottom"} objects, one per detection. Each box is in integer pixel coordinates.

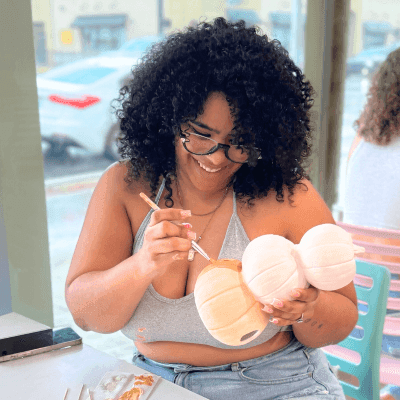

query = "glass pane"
[
  {"left": 44, "top": 66, "right": 118, "bottom": 84},
  {"left": 336, "top": 0, "right": 400, "bottom": 224},
  {"left": 31, "top": 0, "right": 308, "bottom": 363}
]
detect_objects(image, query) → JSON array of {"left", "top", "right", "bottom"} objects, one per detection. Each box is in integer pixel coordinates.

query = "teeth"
[{"left": 197, "top": 160, "right": 221, "bottom": 173}]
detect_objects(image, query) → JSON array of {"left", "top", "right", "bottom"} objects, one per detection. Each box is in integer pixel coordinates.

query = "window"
[
  {"left": 29, "top": 0, "right": 309, "bottom": 363},
  {"left": 335, "top": 0, "right": 400, "bottom": 220},
  {"left": 72, "top": 14, "right": 128, "bottom": 54}
]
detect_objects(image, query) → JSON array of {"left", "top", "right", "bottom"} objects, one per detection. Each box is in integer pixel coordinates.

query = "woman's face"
[{"left": 175, "top": 91, "right": 244, "bottom": 192}]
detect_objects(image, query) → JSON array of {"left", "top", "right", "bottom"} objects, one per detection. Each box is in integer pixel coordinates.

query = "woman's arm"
[
  {"left": 65, "top": 163, "right": 155, "bottom": 333},
  {"left": 65, "top": 163, "right": 192, "bottom": 334},
  {"left": 290, "top": 284, "right": 358, "bottom": 348},
  {"left": 267, "top": 179, "right": 359, "bottom": 348}
]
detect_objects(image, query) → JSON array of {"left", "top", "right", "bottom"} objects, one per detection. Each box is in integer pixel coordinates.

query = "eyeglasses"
[{"left": 178, "top": 126, "right": 261, "bottom": 164}]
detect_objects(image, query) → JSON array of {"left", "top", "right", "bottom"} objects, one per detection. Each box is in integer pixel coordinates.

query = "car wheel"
[{"left": 104, "top": 124, "right": 122, "bottom": 161}]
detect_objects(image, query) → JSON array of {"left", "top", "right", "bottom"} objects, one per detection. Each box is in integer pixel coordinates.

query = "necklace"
[
  {"left": 176, "top": 179, "right": 229, "bottom": 217},
  {"left": 176, "top": 179, "right": 229, "bottom": 261}
]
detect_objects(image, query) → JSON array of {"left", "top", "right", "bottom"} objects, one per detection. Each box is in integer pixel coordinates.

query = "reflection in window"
[
  {"left": 363, "top": 21, "right": 393, "bottom": 49},
  {"left": 72, "top": 14, "right": 128, "bottom": 54}
]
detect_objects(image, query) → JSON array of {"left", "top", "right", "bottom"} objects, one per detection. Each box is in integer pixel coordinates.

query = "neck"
[{"left": 174, "top": 173, "right": 231, "bottom": 213}]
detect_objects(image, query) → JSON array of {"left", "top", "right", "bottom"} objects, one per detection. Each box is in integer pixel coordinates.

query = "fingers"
[
  {"left": 151, "top": 236, "right": 193, "bottom": 254},
  {"left": 148, "top": 208, "right": 192, "bottom": 228},
  {"left": 146, "top": 219, "right": 194, "bottom": 241},
  {"left": 260, "top": 287, "right": 320, "bottom": 326},
  {"left": 261, "top": 301, "right": 303, "bottom": 325},
  {"left": 290, "top": 287, "right": 320, "bottom": 302}
]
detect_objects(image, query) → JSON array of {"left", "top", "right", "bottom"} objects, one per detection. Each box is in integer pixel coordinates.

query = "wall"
[{"left": 0, "top": 0, "right": 53, "bottom": 326}]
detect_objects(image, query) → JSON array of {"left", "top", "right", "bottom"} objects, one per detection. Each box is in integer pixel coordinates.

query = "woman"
[
  {"left": 66, "top": 18, "right": 357, "bottom": 399},
  {"left": 344, "top": 47, "right": 400, "bottom": 400}
]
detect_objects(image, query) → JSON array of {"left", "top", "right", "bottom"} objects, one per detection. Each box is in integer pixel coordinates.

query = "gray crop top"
[{"left": 121, "top": 179, "right": 292, "bottom": 349}]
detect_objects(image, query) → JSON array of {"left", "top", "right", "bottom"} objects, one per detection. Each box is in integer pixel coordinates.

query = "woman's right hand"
[{"left": 138, "top": 208, "right": 194, "bottom": 277}]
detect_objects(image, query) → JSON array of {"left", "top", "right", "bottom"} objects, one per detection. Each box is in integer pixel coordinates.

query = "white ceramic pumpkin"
[
  {"left": 194, "top": 258, "right": 269, "bottom": 346},
  {"left": 242, "top": 223, "right": 364, "bottom": 301},
  {"left": 241, "top": 235, "right": 309, "bottom": 304},
  {"left": 297, "top": 223, "right": 364, "bottom": 290}
]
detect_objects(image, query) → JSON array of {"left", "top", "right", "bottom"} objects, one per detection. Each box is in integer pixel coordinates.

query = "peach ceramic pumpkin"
[{"left": 194, "top": 258, "right": 269, "bottom": 346}]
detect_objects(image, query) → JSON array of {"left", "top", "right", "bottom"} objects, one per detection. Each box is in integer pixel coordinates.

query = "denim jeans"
[{"left": 132, "top": 336, "right": 345, "bottom": 400}]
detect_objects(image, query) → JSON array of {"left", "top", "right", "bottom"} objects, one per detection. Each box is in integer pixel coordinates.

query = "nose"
[{"left": 204, "top": 147, "right": 227, "bottom": 166}]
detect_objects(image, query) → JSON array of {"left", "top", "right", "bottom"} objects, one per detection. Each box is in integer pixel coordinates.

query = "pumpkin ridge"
[
  {"left": 256, "top": 271, "right": 302, "bottom": 301},
  {"left": 207, "top": 300, "right": 259, "bottom": 331},
  {"left": 299, "top": 242, "right": 351, "bottom": 252},
  {"left": 303, "top": 258, "right": 354, "bottom": 270},
  {"left": 196, "top": 279, "right": 245, "bottom": 308},
  {"left": 244, "top": 258, "right": 295, "bottom": 287},
  {"left": 198, "top": 283, "right": 255, "bottom": 311}
]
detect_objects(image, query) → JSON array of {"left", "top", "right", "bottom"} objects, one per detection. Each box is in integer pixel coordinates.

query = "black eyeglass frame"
[{"left": 178, "top": 127, "right": 262, "bottom": 165}]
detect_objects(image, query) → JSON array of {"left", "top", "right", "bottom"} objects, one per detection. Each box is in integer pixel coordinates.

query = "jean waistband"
[{"left": 136, "top": 336, "right": 303, "bottom": 373}]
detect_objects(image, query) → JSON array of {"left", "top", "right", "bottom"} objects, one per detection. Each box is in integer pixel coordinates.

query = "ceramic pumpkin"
[
  {"left": 297, "top": 223, "right": 364, "bottom": 290},
  {"left": 241, "top": 235, "right": 309, "bottom": 304},
  {"left": 194, "top": 258, "right": 269, "bottom": 346},
  {"left": 242, "top": 223, "right": 364, "bottom": 303},
  {"left": 194, "top": 223, "right": 364, "bottom": 347}
]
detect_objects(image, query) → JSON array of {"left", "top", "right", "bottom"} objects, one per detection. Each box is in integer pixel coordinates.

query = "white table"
[{"left": 0, "top": 343, "right": 207, "bottom": 400}]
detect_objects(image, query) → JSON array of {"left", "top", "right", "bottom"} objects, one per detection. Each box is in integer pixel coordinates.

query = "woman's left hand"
[{"left": 261, "top": 287, "right": 321, "bottom": 326}]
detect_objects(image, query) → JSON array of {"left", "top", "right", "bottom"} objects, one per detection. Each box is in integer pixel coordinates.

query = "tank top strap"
[
  {"left": 133, "top": 178, "right": 166, "bottom": 254},
  {"left": 154, "top": 178, "right": 166, "bottom": 205},
  {"left": 232, "top": 189, "right": 238, "bottom": 215}
]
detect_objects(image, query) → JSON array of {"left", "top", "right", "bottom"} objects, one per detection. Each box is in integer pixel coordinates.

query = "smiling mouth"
[{"left": 196, "top": 159, "right": 222, "bottom": 173}]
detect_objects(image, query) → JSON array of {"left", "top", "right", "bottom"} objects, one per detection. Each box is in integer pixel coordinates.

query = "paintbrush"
[{"left": 139, "top": 192, "right": 215, "bottom": 263}]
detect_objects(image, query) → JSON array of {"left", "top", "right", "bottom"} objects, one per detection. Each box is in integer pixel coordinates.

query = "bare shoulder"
[
  {"left": 283, "top": 179, "right": 335, "bottom": 243},
  {"left": 65, "top": 161, "right": 149, "bottom": 287},
  {"left": 98, "top": 160, "right": 154, "bottom": 232},
  {"left": 99, "top": 160, "right": 140, "bottom": 194},
  {"left": 99, "top": 161, "right": 150, "bottom": 203},
  {"left": 238, "top": 179, "right": 335, "bottom": 243}
]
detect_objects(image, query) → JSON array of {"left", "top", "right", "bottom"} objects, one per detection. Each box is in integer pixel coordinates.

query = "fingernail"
[
  {"left": 272, "top": 298, "right": 283, "bottom": 308},
  {"left": 181, "top": 223, "right": 192, "bottom": 229},
  {"left": 187, "top": 231, "right": 196, "bottom": 240},
  {"left": 264, "top": 307, "right": 273, "bottom": 313},
  {"left": 292, "top": 291, "right": 300, "bottom": 297},
  {"left": 181, "top": 210, "right": 191, "bottom": 217},
  {"left": 270, "top": 318, "right": 278, "bottom": 324},
  {"left": 172, "top": 254, "right": 183, "bottom": 260}
]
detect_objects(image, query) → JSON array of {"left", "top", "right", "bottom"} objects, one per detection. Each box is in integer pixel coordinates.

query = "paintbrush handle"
[{"left": 139, "top": 192, "right": 213, "bottom": 262}]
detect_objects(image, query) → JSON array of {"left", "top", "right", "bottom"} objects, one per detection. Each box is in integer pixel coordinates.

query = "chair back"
[
  {"left": 337, "top": 221, "right": 400, "bottom": 336},
  {"left": 323, "top": 260, "right": 391, "bottom": 400}
]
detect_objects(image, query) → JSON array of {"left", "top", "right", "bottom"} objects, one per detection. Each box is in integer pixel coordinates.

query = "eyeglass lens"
[{"left": 183, "top": 131, "right": 251, "bottom": 163}]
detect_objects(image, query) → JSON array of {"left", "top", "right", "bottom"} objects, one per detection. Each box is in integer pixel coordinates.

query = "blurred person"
[
  {"left": 65, "top": 18, "right": 357, "bottom": 399},
  {"left": 344, "top": 47, "right": 400, "bottom": 400}
]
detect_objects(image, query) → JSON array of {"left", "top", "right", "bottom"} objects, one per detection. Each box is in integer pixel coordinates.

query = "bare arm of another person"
[
  {"left": 65, "top": 162, "right": 192, "bottom": 333},
  {"left": 267, "top": 179, "right": 359, "bottom": 348}
]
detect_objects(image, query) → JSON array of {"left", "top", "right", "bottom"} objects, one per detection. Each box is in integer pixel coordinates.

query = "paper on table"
[{"left": 86, "top": 371, "right": 160, "bottom": 400}]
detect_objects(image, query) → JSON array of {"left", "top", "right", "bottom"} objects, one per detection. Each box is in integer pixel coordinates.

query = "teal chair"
[{"left": 322, "top": 260, "right": 391, "bottom": 400}]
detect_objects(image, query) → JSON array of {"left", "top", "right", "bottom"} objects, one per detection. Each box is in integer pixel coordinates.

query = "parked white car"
[
  {"left": 37, "top": 55, "right": 139, "bottom": 160},
  {"left": 37, "top": 36, "right": 163, "bottom": 160}
]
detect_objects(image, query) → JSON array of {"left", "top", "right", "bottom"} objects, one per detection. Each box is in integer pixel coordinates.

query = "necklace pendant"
[{"left": 188, "top": 248, "right": 195, "bottom": 261}]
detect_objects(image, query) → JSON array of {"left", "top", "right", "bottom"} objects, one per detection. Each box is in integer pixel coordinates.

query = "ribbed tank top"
[
  {"left": 121, "top": 179, "right": 291, "bottom": 349},
  {"left": 343, "top": 136, "right": 400, "bottom": 230}
]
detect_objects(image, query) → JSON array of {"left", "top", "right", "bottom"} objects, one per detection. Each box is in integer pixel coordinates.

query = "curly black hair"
[{"left": 113, "top": 17, "right": 314, "bottom": 207}]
